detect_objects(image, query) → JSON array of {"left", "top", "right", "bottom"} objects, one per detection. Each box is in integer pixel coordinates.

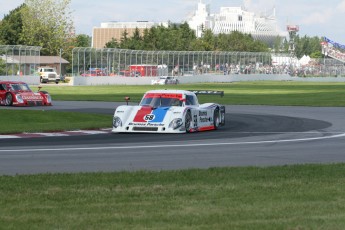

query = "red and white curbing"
[{"left": 0, "top": 128, "right": 112, "bottom": 139}]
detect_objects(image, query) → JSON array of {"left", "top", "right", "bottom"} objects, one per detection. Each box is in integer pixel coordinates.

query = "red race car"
[{"left": 0, "top": 81, "right": 52, "bottom": 106}]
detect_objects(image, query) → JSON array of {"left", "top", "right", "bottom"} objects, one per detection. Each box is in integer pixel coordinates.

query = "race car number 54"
[{"left": 144, "top": 114, "right": 155, "bottom": 121}]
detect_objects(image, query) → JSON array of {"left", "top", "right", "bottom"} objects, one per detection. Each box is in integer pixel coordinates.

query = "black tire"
[
  {"left": 55, "top": 81, "right": 59, "bottom": 84},
  {"left": 213, "top": 107, "right": 220, "bottom": 129},
  {"left": 40, "top": 77, "right": 45, "bottom": 83},
  {"left": 185, "top": 110, "right": 192, "bottom": 133},
  {"left": 5, "top": 93, "right": 13, "bottom": 106}
]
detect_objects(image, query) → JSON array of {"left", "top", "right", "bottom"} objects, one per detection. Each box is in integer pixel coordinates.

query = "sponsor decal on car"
[
  {"left": 128, "top": 122, "right": 165, "bottom": 127},
  {"left": 198, "top": 110, "right": 211, "bottom": 123},
  {"left": 22, "top": 95, "right": 42, "bottom": 100},
  {"left": 200, "top": 117, "right": 212, "bottom": 122}
]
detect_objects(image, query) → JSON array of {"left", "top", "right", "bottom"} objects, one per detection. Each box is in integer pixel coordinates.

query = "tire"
[
  {"left": 213, "top": 107, "right": 220, "bottom": 129},
  {"left": 185, "top": 110, "right": 192, "bottom": 133},
  {"left": 5, "top": 93, "right": 13, "bottom": 106},
  {"left": 55, "top": 81, "right": 59, "bottom": 84},
  {"left": 40, "top": 77, "right": 45, "bottom": 83}
]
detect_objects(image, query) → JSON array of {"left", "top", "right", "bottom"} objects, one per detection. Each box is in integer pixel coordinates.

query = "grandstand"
[{"left": 321, "top": 37, "right": 345, "bottom": 63}]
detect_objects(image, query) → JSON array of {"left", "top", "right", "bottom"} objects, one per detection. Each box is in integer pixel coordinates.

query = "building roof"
[{"left": 1, "top": 55, "right": 69, "bottom": 64}]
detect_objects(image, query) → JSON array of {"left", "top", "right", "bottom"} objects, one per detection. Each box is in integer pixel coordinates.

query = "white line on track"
[{"left": 1, "top": 132, "right": 345, "bottom": 153}]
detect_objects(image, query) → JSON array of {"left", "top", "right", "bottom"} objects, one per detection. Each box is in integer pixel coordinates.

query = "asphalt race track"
[{"left": 1, "top": 101, "right": 345, "bottom": 175}]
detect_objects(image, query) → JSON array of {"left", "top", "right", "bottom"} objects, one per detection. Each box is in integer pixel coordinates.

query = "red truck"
[{"left": 129, "top": 65, "right": 157, "bottom": 77}]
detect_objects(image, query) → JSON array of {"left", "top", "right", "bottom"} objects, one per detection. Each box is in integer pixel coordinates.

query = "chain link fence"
[
  {"left": 71, "top": 48, "right": 293, "bottom": 77},
  {"left": 0, "top": 45, "right": 41, "bottom": 76},
  {"left": 296, "top": 58, "right": 345, "bottom": 77},
  {"left": 72, "top": 48, "right": 345, "bottom": 77}
]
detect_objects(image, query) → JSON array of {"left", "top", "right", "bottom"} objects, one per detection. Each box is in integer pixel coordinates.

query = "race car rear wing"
[{"left": 188, "top": 90, "right": 224, "bottom": 97}]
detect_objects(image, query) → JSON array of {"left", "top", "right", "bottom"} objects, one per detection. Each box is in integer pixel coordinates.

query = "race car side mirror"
[
  {"left": 38, "top": 86, "right": 42, "bottom": 91},
  {"left": 125, "top": 96, "right": 130, "bottom": 105}
]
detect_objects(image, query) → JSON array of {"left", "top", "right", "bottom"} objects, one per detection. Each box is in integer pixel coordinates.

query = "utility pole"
[
  {"left": 59, "top": 48, "right": 62, "bottom": 80},
  {"left": 287, "top": 25, "right": 299, "bottom": 75}
]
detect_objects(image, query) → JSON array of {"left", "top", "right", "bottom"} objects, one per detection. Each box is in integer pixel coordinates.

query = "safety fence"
[
  {"left": 0, "top": 45, "right": 41, "bottom": 76},
  {"left": 71, "top": 48, "right": 345, "bottom": 77},
  {"left": 71, "top": 48, "right": 294, "bottom": 77},
  {"left": 1, "top": 46, "right": 345, "bottom": 78}
]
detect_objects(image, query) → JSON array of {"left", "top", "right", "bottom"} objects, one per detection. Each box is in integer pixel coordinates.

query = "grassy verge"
[
  {"left": 44, "top": 81, "right": 345, "bottom": 106},
  {"left": 1, "top": 164, "right": 345, "bottom": 229},
  {"left": 0, "top": 110, "right": 111, "bottom": 134}
]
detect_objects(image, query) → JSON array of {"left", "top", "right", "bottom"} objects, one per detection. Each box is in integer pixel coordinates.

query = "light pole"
[{"left": 59, "top": 48, "right": 63, "bottom": 80}]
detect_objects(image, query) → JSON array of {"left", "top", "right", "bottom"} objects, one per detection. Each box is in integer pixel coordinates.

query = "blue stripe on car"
[{"left": 151, "top": 107, "right": 169, "bottom": 122}]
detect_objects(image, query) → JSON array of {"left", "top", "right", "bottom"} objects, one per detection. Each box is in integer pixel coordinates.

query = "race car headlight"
[
  {"left": 46, "top": 94, "right": 52, "bottom": 103},
  {"left": 15, "top": 94, "right": 24, "bottom": 103},
  {"left": 113, "top": 116, "right": 122, "bottom": 128},
  {"left": 169, "top": 118, "right": 183, "bottom": 130}
]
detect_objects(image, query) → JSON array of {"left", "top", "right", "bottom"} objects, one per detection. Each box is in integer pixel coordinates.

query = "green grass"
[
  {"left": 1, "top": 164, "right": 345, "bottom": 229},
  {"left": 0, "top": 110, "right": 111, "bottom": 134},
  {"left": 43, "top": 81, "right": 345, "bottom": 106}
]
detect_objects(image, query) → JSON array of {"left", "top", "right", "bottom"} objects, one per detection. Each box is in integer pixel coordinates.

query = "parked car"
[
  {"left": 112, "top": 89, "right": 225, "bottom": 133},
  {"left": 151, "top": 76, "right": 179, "bottom": 85},
  {"left": 0, "top": 81, "right": 52, "bottom": 106},
  {"left": 118, "top": 70, "right": 141, "bottom": 77},
  {"left": 81, "top": 68, "right": 108, "bottom": 76}
]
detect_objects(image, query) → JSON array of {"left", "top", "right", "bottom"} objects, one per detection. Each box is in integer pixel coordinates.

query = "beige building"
[
  {"left": 1, "top": 55, "right": 69, "bottom": 76},
  {"left": 92, "top": 21, "right": 168, "bottom": 49}
]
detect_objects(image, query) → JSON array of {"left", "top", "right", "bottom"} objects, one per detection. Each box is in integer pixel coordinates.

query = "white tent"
[{"left": 299, "top": 55, "right": 311, "bottom": 65}]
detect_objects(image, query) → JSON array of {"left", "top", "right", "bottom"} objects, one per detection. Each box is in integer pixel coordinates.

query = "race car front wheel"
[{"left": 5, "top": 93, "right": 13, "bottom": 106}]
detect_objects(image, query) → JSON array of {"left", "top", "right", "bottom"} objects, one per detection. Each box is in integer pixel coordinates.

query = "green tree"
[
  {"left": 199, "top": 29, "right": 215, "bottom": 51},
  {"left": 0, "top": 4, "right": 26, "bottom": 45},
  {"left": 179, "top": 22, "right": 196, "bottom": 50},
  {"left": 119, "top": 29, "right": 130, "bottom": 49},
  {"left": 105, "top": 38, "right": 119, "bottom": 48},
  {"left": 294, "top": 35, "right": 322, "bottom": 58},
  {"left": 216, "top": 31, "right": 267, "bottom": 52},
  {"left": 75, "top": 34, "right": 91, "bottom": 47},
  {"left": 273, "top": 36, "right": 284, "bottom": 53},
  {"left": 127, "top": 27, "right": 143, "bottom": 50},
  {"left": 142, "top": 28, "right": 156, "bottom": 50},
  {"left": 153, "top": 25, "right": 172, "bottom": 50},
  {"left": 0, "top": 59, "right": 6, "bottom": 75},
  {"left": 21, "top": 0, "right": 75, "bottom": 55}
]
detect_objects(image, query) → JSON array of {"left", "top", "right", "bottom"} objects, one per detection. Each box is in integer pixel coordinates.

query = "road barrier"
[{"left": 2, "top": 74, "right": 345, "bottom": 86}]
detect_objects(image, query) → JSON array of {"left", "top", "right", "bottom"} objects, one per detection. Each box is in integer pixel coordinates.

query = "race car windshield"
[
  {"left": 10, "top": 83, "right": 31, "bottom": 91},
  {"left": 140, "top": 97, "right": 182, "bottom": 107}
]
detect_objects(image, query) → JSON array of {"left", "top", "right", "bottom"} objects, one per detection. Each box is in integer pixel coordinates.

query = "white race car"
[
  {"left": 112, "top": 90, "right": 225, "bottom": 133},
  {"left": 151, "top": 76, "right": 179, "bottom": 85}
]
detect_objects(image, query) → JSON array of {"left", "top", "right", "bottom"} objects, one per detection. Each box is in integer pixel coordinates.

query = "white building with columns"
[{"left": 187, "top": 1, "right": 284, "bottom": 46}]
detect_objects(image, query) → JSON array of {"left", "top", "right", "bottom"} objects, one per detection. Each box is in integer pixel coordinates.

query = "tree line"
[
  {"left": 105, "top": 24, "right": 271, "bottom": 53},
  {"left": 0, "top": 0, "right": 323, "bottom": 66}
]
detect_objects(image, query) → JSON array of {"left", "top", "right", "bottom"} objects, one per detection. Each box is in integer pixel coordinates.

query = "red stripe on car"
[
  {"left": 133, "top": 106, "right": 152, "bottom": 122},
  {"left": 198, "top": 126, "right": 216, "bottom": 132}
]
